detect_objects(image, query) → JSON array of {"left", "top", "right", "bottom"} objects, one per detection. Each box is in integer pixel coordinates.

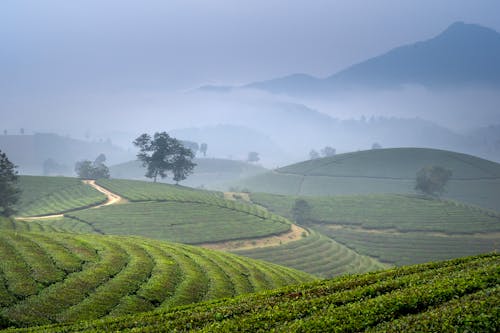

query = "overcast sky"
[
  {"left": 2, "top": 0, "right": 500, "bottom": 93},
  {"left": 1, "top": 0, "right": 500, "bottom": 137}
]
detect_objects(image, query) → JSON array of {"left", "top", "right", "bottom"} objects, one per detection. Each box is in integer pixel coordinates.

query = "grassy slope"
[
  {"left": 234, "top": 229, "right": 388, "bottom": 278},
  {"left": 57, "top": 179, "right": 291, "bottom": 244},
  {"left": 0, "top": 231, "right": 314, "bottom": 328},
  {"left": 67, "top": 201, "right": 289, "bottom": 244},
  {"left": 7, "top": 253, "right": 499, "bottom": 332},
  {"left": 251, "top": 192, "right": 500, "bottom": 265},
  {"left": 238, "top": 148, "right": 500, "bottom": 211},
  {"left": 16, "top": 176, "right": 106, "bottom": 216}
]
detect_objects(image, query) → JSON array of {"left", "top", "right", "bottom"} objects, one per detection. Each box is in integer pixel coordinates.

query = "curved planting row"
[
  {"left": 234, "top": 229, "right": 388, "bottom": 278},
  {"left": 251, "top": 192, "right": 500, "bottom": 234},
  {"left": 66, "top": 201, "right": 290, "bottom": 244},
  {"left": 13, "top": 253, "right": 499, "bottom": 332},
  {"left": 17, "top": 176, "right": 107, "bottom": 217},
  {"left": 0, "top": 231, "right": 314, "bottom": 328},
  {"left": 1, "top": 217, "right": 98, "bottom": 234},
  {"left": 317, "top": 225, "right": 499, "bottom": 266},
  {"left": 96, "top": 179, "right": 289, "bottom": 224}
]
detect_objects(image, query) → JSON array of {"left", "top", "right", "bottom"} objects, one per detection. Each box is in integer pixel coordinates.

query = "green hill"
[
  {"left": 238, "top": 148, "right": 500, "bottom": 211},
  {"left": 6, "top": 253, "right": 498, "bottom": 332},
  {"left": 54, "top": 179, "right": 291, "bottom": 244},
  {"left": 16, "top": 176, "right": 107, "bottom": 217},
  {"left": 234, "top": 229, "right": 388, "bottom": 278},
  {"left": 110, "top": 158, "right": 267, "bottom": 190},
  {"left": 0, "top": 231, "right": 313, "bottom": 328},
  {"left": 251, "top": 192, "right": 500, "bottom": 266}
]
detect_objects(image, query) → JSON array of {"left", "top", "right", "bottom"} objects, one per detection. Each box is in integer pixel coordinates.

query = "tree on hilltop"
[
  {"left": 0, "top": 150, "right": 20, "bottom": 216},
  {"left": 247, "top": 151, "right": 260, "bottom": 163},
  {"left": 200, "top": 143, "right": 208, "bottom": 157},
  {"left": 309, "top": 149, "right": 320, "bottom": 160},
  {"left": 415, "top": 165, "right": 452, "bottom": 197},
  {"left": 321, "top": 146, "right": 336, "bottom": 157},
  {"left": 134, "top": 132, "right": 196, "bottom": 183},
  {"left": 75, "top": 154, "right": 110, "bottom": 179}
]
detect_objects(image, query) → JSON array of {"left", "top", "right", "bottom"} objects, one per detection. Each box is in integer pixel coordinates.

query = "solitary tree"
[
  {"left": 291, "top": 198, "right": 312, "bottom": 225},
  {"left": 415, "top": 165, "right": 452, "bottom": 197},
  {"left": 134, "top": 132, "right": 196, "bottom": 183},
  {"left": 247, "top": 151, "right": 260, "bottom": 163},
  {"left": 0, "top": 150, "right": 20, "bottom": 216},
  {"left": 321, "top": 146, "right": 336, "bottom": 157},
  {"left": 200, "top": 143, "right": 208, "bottom": 157},
  {"left": 309, "top": 149, "right": 320, "bottom": 160}
]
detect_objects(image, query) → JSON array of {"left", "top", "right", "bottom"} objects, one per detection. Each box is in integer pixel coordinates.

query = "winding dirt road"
[
  {"left": 82, "top": 180, "right": 125, "bottom": 207},
  {"left": 16, "top": 180, "right": 125, "bottom": 220},
  {"left": 17, "top": 183, "right": 306, "bottom": 251}
]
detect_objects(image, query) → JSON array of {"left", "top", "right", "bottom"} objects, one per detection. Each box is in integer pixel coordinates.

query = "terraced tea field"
[
  {"left": 316, "top": 225, "right": 500, "bottom": 266},
  {"left": 237, "top": 148, "right": 500, "bottom": 211},
  {"left": 67, "top": 201, "right": 290, "bottom": 244},
  {"left": 234, "top": 229, "right": 388, "bottom": 277},
  {"left": 252, "top": 193, "right": 500, "bottom": 233},
  {"left": 9, "top": 253, "right": 498, "bottom": 332},
  {"left": 251, "top": 192, "right": 500, "bottom": 265},
  {"left": 0, "top": 231, "right": 314, "bottom": 328},
  {"left": 0, "top": 216, "right": 97, "bottom": 234},
  {"left": 17, "top": 176, "right": 107, "bottom": 217}
]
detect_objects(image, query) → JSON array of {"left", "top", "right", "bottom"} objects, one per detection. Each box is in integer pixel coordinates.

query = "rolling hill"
[
  {"left": 9, "top": 177, "right": 389, "bottom": 278},
  {"left": 237, "top": 148, "right": 500, "bottom": 211},
  {"left": 110, "top": 158, "right": 267, "bottom": 190},
  {"left": 0, "top": 231, "right": 313, "bottom": 328},
  {"left": 250, "top": 192, "right": 500, "bottom": 266},
  {"left": 5, "top": 253, "right": 498, "bottom": 332},
  {"left": 16, "top": 176, "right": 107, "bottom": 217}
]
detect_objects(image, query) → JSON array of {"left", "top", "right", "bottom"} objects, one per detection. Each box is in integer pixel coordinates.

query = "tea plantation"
[
  {"left": 251, "top": 192, "right": 500, "bottom": 265},
  {"left": 237, "top": 148, "right": 500, "bottom": 211},
  {"left": 5, "top": 253, "right": 498, "bottom": 332},
  {"left": 16, "top": 176, "right": 106, "bottom": 217},
  {"left": 234, "top": 229, "right": 388, "bottom": 277},
  {"left": 0, "top": 231, "right": 313, "bottom": 328}
]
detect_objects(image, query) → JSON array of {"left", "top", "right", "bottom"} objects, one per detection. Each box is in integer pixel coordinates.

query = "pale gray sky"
[
  {"left": 1, "top": 0, "right": 500, "bottom": 136},
  {"left": 1, "top": 0, "right": 500, "bottom": 92}
]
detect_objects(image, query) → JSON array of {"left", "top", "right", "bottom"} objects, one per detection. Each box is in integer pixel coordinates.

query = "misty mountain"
[
  {"left": 0, "top": 133, "right": 134, "bottom": 175},
  {"left": 169, "top": 124, "right": 291, "bottom": 167},
  {"left": 205, "top": 22, "right": 500, "bottom": 96}
]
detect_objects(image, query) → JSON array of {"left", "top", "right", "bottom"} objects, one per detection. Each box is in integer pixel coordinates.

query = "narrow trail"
[
  {"left": 82, "top": 180, "right": 126, "bottom": 208},
  {"left": 202, "top": 191, "right": 309, "bottom": 251},
  {"left": 16, "top": 180, "right": 125, "bottom": 220},
  {"left": 199, "top": 224, "right": 308, "bottom": 251}
]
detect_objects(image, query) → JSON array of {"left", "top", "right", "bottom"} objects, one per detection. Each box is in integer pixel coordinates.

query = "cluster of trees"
[
  {"left": 0, "top": 150, "right": 20, "bottom": 216},
  {"left": 182, "top": 141, "right": 208, "bottom": 157},
  {"left": 134, "top": 132, "right": 196, "bottom": 183},
  {"left": 309, "top": 146, "right": 336, "bottom": 160},
  {"left": 75, "top": 154, "right": 110, "bottom": 179}
]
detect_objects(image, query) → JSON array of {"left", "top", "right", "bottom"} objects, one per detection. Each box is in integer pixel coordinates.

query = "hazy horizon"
[{"left": 2, "top": 1, "right": 500, "bottom": 167}]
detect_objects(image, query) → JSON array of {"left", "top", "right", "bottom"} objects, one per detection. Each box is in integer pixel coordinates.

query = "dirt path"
[
  {"left": 199, "top": 224, "right": 308, "bottom": 251},
  {"left": 16, "top": 180, "right": 125, "bottom": 220},
  {"left": 223, "top": 192, "right": 251, "bottom": 202},
  {"left": 82, "top": 180, "right": 126, "bottom": 207}
]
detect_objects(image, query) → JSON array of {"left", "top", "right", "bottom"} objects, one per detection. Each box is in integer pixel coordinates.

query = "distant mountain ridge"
[{"left": 202, "top": 22, "right": 500, "bottom": 96}]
